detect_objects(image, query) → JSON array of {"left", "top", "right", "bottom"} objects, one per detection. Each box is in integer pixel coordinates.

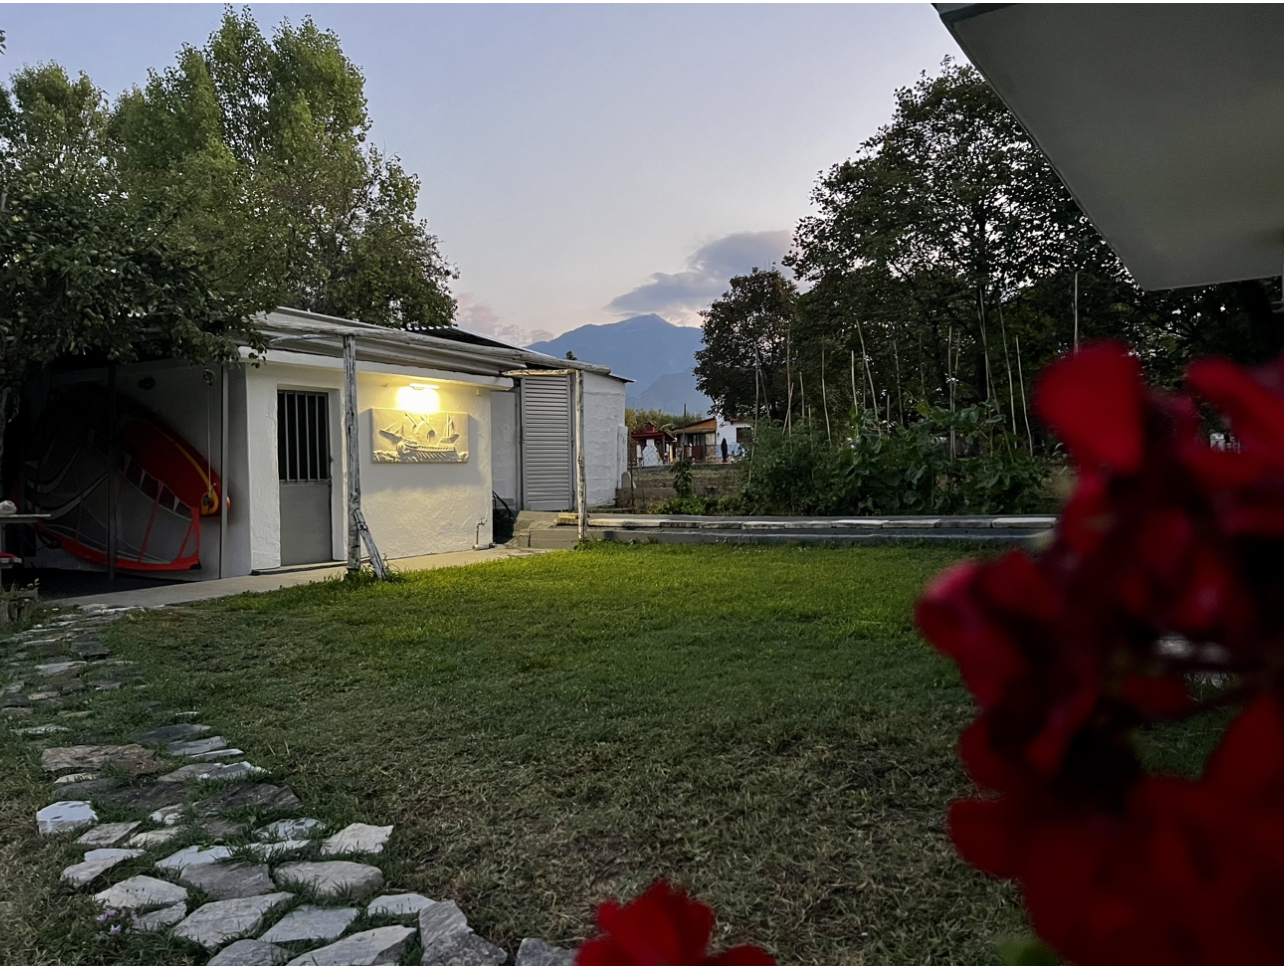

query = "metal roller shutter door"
[{"left": 521, "top": 376, "right": 574, "bottom": 510}]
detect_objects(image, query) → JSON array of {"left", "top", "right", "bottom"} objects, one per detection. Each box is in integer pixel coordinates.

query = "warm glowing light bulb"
[{"left": 396, "top": 384, "right": 440, "bottom": 414}]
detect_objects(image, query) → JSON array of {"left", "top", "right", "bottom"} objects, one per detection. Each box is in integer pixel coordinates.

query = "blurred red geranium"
[
  {"left": 577, "top": 881, "right": 776, "bottom": 966},
  {"left": 917, "top": 342, "right": 1284, "bottom": 964}
]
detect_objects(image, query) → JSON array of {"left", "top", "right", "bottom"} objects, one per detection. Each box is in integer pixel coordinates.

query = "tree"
[
  {"left": 776, "top": 59, "right": 1283, "bottom": 443},
  {"left": 695, "top": 268, "right": 798, "bottom": 421},
  {"left": 110, "top": 9, "right": 456, "bottom": 328},
  {"left": 0, "top": 63, "right": 266, "bottom": 473}
]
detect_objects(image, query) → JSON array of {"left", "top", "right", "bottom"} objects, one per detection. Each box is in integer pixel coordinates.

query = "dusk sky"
[{"left": 1, "top": 4, "right": 961, "bottom": 343}]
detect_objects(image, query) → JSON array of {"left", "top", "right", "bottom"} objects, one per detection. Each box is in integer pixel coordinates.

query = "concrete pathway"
[{"left": 56, "top": 546, "right": 549, "bottom": 611}]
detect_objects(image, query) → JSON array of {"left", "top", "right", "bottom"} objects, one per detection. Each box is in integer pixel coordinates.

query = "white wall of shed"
[
  {"left": 583, "top": 371, "right": 627, "bottom": 506},
  {"left": 243, "top": 359, "right": 495, "bottom": 569}
]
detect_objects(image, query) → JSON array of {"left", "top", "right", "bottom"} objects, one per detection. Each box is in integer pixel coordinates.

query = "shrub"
[{"left": 740, "top": 402, "right": 1059, "bottom": 516}]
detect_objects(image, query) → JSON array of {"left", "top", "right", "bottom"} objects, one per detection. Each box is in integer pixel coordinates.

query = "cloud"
[
  {"left": 607, "top": 229, "right": 792, "bottom": 325},
  {"left": 454, "top": 294, "right": 551, "bottom": 346}
]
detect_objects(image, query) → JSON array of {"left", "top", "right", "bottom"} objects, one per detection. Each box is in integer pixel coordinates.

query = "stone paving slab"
[
  {"left": 41, "top": 744, "right": 162, "bottom": 776},
  {"left": 76, "top": 821, "right": 140, "bottom": 847},
  {"left": 247, "top": 840, "right": 314, "bottom": 861},
  {"left": 201, "top": 817, "right": 250, "bottom": 841},
  {"left": 168, "top": 736, "right": 228, "bottom": 756},
  {"left": 192, "top": 748, "right": 246, "bottom": 761},
  {"left": 196, "top": 784, "right": 301, "bottom": 816},
  {"left": 319, "top": 823, "right": 392, "bottom": 857},
  {"left": 61, "top": 848, "right": 144, "bottom": 887},
  {"left": 180, "top": 863, "right": 275, "bottom": 900},
  {"left": 136, "top": 902, "right": 188, "bottom": 932},
  {"left": 419, "top": 901, "right": 469, "bottom": 945},
  {"left": 256, "top": 818, "right": 325, "bottom": 842},
  {"left": 422, "top": 930, "right": 508, "bottom": 966},
  {"left": 54, "top": 771, "right": 99, "bottom": 785},
  {"left": 368, "top": 893, "right": 435, "bottom": 918},
  {"left": 93, "top": 874, "right": 188, "bottom": 911},
  {"left": 259, "top": 904, "right": 359, "bottom": 944},
  {"left": 210, "top": 939, "right": 290, "bottom": 966},
  {"left": 15, "top": 724, "right": 69, "bottom": 736},
  {"left": 516, "top": 939, "right": 574, "bottom": 966},
  {"left": 37, "top": 800, "right": 97, "bottom": 835},
  {"left": 149, "top": 804, "right": 186, "bottom": 826},
  {"left": 102, "top": 781, "right": 190, "bottom": 810},
  {"left": 136, "top": 723, "right": 212, "bottom": 744},
  {"left": 172, "top": 892, "right": 295, "bottom": 950},
  {"left": 156, "top": 844, "right": 232, "bottom": 872},
  {"left": 274, "top": 861, "right": 384, "bottom": 901},
  {"left": 51, "top": 779, "right": 115, "bottom": 801},
  {"left": 127, "top": 827, "right": 183, "bottom": 849},
  {"left": 283, "top": 925, "right": 416, "bottom": 966},
  {"left": 160, "top": 763, "right": 231, "bottom": 783}
]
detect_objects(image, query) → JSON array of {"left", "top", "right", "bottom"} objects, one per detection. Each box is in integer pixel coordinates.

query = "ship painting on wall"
[{"left": 372, "top": 410, "right": 470, "bottom": 463}]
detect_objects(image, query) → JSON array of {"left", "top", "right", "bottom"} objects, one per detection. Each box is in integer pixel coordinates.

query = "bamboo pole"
[
  {"left": 892, "top": 336, "right": 904, "bottom": 427},
  {"left": 821, "top": 346, "right": 831, "bottom": 441},
  {"left": 1016, "top": 333, "right": 1033, "bottom": 455},
  {"left": 855, "top": 318, "right": 879, "bottom": 425},
  {"left": 785, "top": 329, "right": 793, "bottom": 435},
  {"left": 947, "top": 324, "right": 956, "bottom": 460},
  {"left": 998, "top": 301, "right": 1018, "bottom": 436}
]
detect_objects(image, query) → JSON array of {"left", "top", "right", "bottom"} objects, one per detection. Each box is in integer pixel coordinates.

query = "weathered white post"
[
  {"left": 342, "top": 334, "right": 388, "bottom": 579},
  {"left": 575, "top": 368, "right": 587, "bottom": 542},
  {"left": 343, "top": 335, "right": 362, "bottom": 573}
]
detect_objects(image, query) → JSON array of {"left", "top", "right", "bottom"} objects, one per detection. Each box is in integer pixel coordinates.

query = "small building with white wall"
[{"left": 11, "top": 308, "right": 627, "bottom": 581}]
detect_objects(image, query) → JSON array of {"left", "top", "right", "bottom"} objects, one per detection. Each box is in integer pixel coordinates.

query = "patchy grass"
[{"left": 91, "top": 542, "right": 1028, "bottom": 966}]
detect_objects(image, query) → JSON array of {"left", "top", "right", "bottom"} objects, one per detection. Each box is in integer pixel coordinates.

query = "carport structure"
[{"left": 937, "top": 4, "right": 1284, "bottom": 290}]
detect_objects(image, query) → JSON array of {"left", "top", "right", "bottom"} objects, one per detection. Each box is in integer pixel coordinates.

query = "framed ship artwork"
[{"left": 371, "top": 410, "right": 470, "bottom": 463}]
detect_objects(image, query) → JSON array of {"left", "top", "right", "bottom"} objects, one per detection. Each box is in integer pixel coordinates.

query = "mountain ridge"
[{"left": 524, "top": 315, "right": 711, "bottom": 414}]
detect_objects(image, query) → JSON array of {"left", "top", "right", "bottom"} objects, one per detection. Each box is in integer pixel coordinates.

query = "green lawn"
[{"left": 86, "top": 542, "right": 1027, "bottom": 965}]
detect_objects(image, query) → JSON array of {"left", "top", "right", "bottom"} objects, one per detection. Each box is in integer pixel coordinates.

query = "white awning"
[{"left": 938, "top": 4, "right": 1284, "bottom": 290}]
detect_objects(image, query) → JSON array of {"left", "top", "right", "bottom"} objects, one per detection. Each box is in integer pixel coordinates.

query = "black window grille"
[{"left": 277, "top": 391, "right": 331, "bottom": 482}]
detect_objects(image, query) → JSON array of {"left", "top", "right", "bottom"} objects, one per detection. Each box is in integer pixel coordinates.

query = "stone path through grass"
[{"left": 5, "top": 604, "right": 576, "bottom": 966}]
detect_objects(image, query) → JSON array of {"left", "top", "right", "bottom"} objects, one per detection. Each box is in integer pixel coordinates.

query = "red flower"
[
  {"left": 1034, "top": 342, "right": 1146, "bottom": 475},
  {"left": 577, "top": 881, "right": 776, "bottom": 966},
  {"left": 919, "top": 343, "right": 1284, "bottom": 964}
]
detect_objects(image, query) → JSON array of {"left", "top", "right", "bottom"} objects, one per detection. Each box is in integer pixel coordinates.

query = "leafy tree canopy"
[
  {"left": 0, "top": 60, "right": 263, "bottom": 414},
  {"left": 694, "top": 267, "right": 797, "bottom": 421},
  {"left": 111, "top": 8, "right": 456, "bottom": 328},
  {"left": 698, "top": 60, "right": 1284, "bottom": 449}
]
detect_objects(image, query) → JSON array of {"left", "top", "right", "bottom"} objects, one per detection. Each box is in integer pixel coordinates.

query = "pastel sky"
[{"left": 0, "top": 3, "right": 960, "bottom": 343}]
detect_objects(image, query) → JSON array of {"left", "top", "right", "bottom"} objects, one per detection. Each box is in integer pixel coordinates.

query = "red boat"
[{"left": 23, "top": 385, "right": 224, "bottom": 572}]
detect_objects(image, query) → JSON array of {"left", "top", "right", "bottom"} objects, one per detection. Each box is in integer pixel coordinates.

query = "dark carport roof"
[{"left": 937, "top": 4, "right": 1284, "bottom": 290}]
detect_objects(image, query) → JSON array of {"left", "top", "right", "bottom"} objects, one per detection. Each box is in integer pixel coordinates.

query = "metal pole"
[
  {"left": 575, "top": 369, "right": 587, "bottom": 542},
  {"left": 344, "top": 335, "right": 361, "bottom": 572},
  {"left": 106, "top": 363, "right": 117, "bottom": 582},
  {"left": 219, "top": 364, "right": 229, "bottom": 579}
]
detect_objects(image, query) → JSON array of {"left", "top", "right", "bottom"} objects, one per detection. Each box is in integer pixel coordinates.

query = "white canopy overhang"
[{"left": 937, "top": 4, "right": 1284, "bottom": 290}]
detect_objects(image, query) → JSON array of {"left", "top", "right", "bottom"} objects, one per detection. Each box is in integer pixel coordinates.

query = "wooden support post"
[
  {"left": 219, "top": 364, "right": 229, "bottom": 579},
  {"left": 575, "top": 369, "right": 587, "bottom": 542},
  {"left": 106, "top": 363, "right": 117, "bottom": 582},
  {"left": 342, "top": 335, "right": 387, "bottom": 579},
  {"left": 344, "top": 336, "right": 363, "bottom": 573}
]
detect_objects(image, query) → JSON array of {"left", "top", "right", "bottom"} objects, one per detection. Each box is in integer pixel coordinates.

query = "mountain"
[
  {"left": 627, "top": 369, "right": 710, "bottom": 418},
  {"left": 526, "top": 315, "right": 704, "bottom": 393}
]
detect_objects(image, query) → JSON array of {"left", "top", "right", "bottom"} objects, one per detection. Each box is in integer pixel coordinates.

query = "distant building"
[{"left": 630, "top": 423, "right": 677, "bottom": 467}]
